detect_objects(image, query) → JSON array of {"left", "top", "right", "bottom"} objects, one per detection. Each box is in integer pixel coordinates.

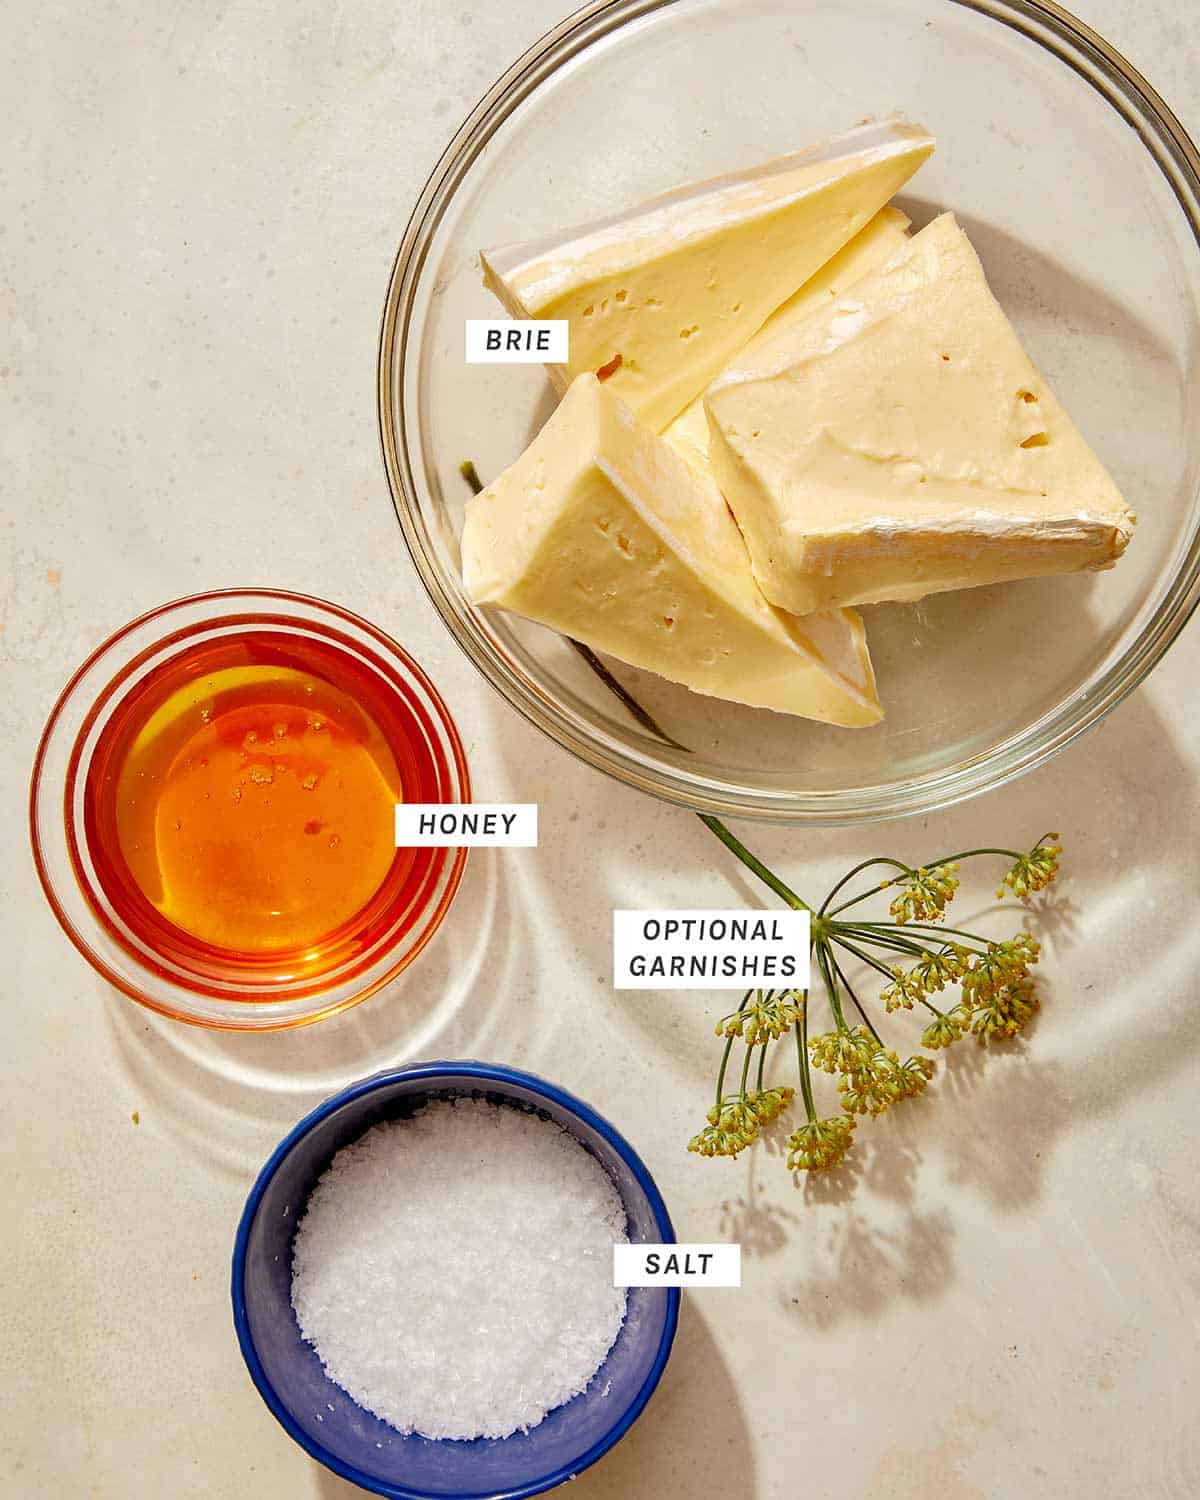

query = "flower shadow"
[
  {"left": 719, "top": 1125, "right": 802, "bottom": 1259},
  {"left": 1023, "top": 887, "right": 1084, "bottom": 959},
  {"left": 780, "top": 1197, "right": 957, "bottom": 1333}
]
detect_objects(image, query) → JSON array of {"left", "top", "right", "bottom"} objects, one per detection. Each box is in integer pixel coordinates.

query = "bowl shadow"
[
  {"left": 104, "top": 847, "right": 516, "bottom": 1180},
  {"left": 896, "top": 193, "right": 1179, "bottom": 372}
]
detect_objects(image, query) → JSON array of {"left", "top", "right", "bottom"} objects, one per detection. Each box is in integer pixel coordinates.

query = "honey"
[{"left": 83, "top": 628, "right": 435, "bottom": 988}]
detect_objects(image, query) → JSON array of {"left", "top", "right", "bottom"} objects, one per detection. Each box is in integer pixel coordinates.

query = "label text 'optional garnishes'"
[{"left": 612, "top": 908, "right": 809, "bottom": 989}]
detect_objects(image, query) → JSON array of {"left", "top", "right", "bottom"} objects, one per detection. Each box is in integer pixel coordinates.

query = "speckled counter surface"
[{"left": 4, "top": 3, "right": 1199, "bottom": 1496}]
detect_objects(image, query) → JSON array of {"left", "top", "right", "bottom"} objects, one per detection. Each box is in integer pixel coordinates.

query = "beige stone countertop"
[{"left": 3, "top": 2, "right": 1198, "bottom": 1497}]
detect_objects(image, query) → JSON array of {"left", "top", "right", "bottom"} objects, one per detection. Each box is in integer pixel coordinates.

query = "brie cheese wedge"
[
  {"left": 663, "top": 206, "right": 911, "bottom": 478},
  {"left": 705, "top": 213, "right": 1137, "bottom": 613},
  {"left": 481, "top": 119, "right": 934, "bottom": 431},
  {"left": 462, "top": 374, "right": 882, "bottom": 725}
]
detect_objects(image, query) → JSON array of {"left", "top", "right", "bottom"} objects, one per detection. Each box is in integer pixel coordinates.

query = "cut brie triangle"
[
  {"left": 481, "top": 119, "right": 934, "bottom": 431},
  {"left": 462, "top": 375, "right": 882, "bottom": 725},
  {"left": 705, "top": 212, "right": 1137, "bottom": 613},
  {"left": 663, "top": 206, "right": 912, "bottom": 478}
]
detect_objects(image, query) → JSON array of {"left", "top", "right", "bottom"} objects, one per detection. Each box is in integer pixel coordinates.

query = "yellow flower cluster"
[
  {"left": 880, "top": 966, "right": 926, "bottom": 1012},
  {"left": 882, "top": 946, "right": 968, "bottom": 1011},
  {"left": 887, "top": 863, "right": 960, "bottom": 924},
  {"left": 910, "top": 946, "right": 967, "bottom": 994},
  {"left": 908, "top": 935, "right": 1042, "bottom": 1047},
  {"left": 810, "top": 1026, "right": 936, "bottom": 1117},
  {"left": 839, "top": 1051, "right": 936, "bottom": 1116},
  {"left": 969, "top": 976, "right": 1041, "bottom": 1044},
  {"left": 960, "top": 933, "right": 1039, "bottom": 1001},
  {"left": 715, "top": 990, "right": 805, "bottom": 1044},
  {"left": 786, "top": 1115, "right": 856, "bottom": 1172},
  {"left": 809, "top": 1024, "right": 877, "bottom": 1075},
  {"left": 997, "top": 835, "right": 1062, "bottom": 900},
  {"left": 687, "top": 1086, "right": 796, "bottom": 1159},
  {"left": 921, "top": 1003, "right": 973, "bottom": 1049}
]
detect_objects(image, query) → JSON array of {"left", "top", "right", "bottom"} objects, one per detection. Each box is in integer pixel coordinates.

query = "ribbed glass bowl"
[
  {"left": 30, "top": 591, "right": 469, "bottom": 1030},
  {"left": 379, "top": 0, "right": 1200, "bottom": 824}
]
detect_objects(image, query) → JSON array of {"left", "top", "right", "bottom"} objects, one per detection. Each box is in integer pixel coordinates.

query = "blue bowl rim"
[{"left": 230, "top": 1058, "right": 682, "bottom": 1500}]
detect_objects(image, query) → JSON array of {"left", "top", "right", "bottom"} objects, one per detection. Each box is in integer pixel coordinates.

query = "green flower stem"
[
  {"left": 819, "top": 856, "right": 913, "bottom": 916},
  {"left": 833, "top": 925, "right": 986, "bottom": 976},
  {"left": 828, "top": 952, "right": 884, "bottom": 1045},
  {"left": 815, "top": 941, "right": 851, "bottom": 1034},
  {"left": 460, "top": 457, "right": 1057, "bottom": 1182},
  {"left": 714, "top": 1034, "right": 737, "bottom": 1109},
  {"left": 830, "top": 935, "right": 908, "bottom": 990},
  {"left": 833, "top": 924, "right": 942, "bottom": 960},
  {"left": 570, "top": 640, "right": 690, "bottom": 750},
  {"left": 847, "top": 919, "right": 991, "bottom": 948},
  {"left": 796, "top": 1005, "right": 817, "bottom": 1123},
  {"left": 698, "top": 815, "right": 811, "bottom": 912},
  {"left": 824, "top": 889, "right": 884, "bottom": 919},
  {"left": 831, "top": 932, "right": 950, "bottom": 1016},
  {"left": 738, "top": 1041, "right": 754, "bottom": 1098},
  {"left": 922, "top": 846, "right": 1025, "bottom": 865},
  {"left": 714, "top": 989, "right": 753, "bottom": 1105}
]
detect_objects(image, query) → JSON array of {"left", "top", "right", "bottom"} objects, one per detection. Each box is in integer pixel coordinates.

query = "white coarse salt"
[{"left": 290, "top": 1097, "right": 629, "bottom": 1441}]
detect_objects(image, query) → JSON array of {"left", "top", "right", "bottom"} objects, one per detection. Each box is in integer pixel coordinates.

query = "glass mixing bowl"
[{"left": 379, "top": 0, "right": 1200, "bottom": 824}]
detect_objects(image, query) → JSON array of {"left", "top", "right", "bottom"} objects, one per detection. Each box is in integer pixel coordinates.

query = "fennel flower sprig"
[{"left": 688, "top": 820, "right": 1062, "bottom": 1181}]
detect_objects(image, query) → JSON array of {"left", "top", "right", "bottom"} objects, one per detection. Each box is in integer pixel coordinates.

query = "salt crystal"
[{"left": 291, "top": 1098, "right": 628, "bottom": 1441}]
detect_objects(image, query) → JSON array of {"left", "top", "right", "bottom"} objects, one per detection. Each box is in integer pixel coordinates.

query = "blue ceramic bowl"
[{"left": 231, "top": 1060, "right": 679, "bottom": 1500}]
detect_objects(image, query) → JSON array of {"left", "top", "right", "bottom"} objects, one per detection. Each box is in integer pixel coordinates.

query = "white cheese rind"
[
  {"left": 705, "top": 212, "right": 1137, "bottom": 612},
  {"left": 462, "top": 375, "right": 882, "bottom": 725},
  {"left": 481, "top": 119, "right": 934, "bottom": 431}
]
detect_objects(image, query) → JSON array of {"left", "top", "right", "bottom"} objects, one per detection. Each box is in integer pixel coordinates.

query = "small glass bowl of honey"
[{"left": 30, "top": 591, "right": 470, "bottom": 1029}]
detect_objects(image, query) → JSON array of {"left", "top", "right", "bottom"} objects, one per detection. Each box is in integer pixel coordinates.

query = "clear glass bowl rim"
[
  {"left": 29, "top": 587, "right": 471, "bottom": 1030},
  {"left": 378, "top": 0, "right": 1200, "bottom": 825}
]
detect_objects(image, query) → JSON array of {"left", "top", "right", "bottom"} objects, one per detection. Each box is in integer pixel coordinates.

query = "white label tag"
[
  {"left": 465, "top": 319, "right": 569, "bottom": 363},
  {"left": 612, "top": 909, "right": 809, "bottom": 990},
  {"left": 614, "top": 1243, "right": 742, "bottom": 1288},
  {"left": 395, "top": 804, "right": 538, "bottom": 847}
]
